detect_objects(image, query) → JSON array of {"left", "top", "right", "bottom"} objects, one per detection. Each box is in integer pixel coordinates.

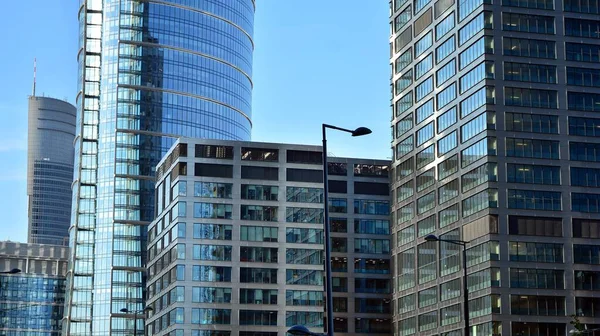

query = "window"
[
  {"left": 415, "top": 31, "right": 433, "bottom": 57},
  {"left": 356, "top": 298, "right": 392, "bottom": 313},
  {"left": 568, "top": 67, "right": 600, "bottom": 87},
  {"left": 510, "top": 295, "right": 565, "bottom": 316},
  {"left": 436, "top": 12, "right": 455, "bottom": 40},
  {"left": 469, "top": 295, "right": 501, "bottom": 318},
  {"left": 570, "top": 117, "right": 600, "bottom": 137},
  {"left": 566, "top": 42, "right": 600, "bottom": 63},
  {"left": 568, "top": 92, "right": 600, "bottom": 112},
  {"left": 460, "top": 61, "right": 494, "bottom": 93},
  {"left": 506, "top": 113, "right": 558, "bottom": 134},
  {"left": 396, "top": 28, "right": 413, "bottom": 53},
  {"left": 415, "top": 0, "right": 433, "bottom": 12},
  {"left": 467, "top": 241, "right": 500, "bottom": 266},
  {"left": 504, "top": 62, "right": 557, "bottom": 84},
  {"left": 398, "top": 248, "right": 416, "bottom": 290},
  {"left": 459, "top": 36, "right": 493, "bottom": 70},
  {"left": 286, "top": 168, "right": 322, "bottom": 183},
  {"left": 193, "top": 203, "right": 232, "bottom": 219},
  {"left": 192, "top": 309, "right": 231, "bottom": 325},
  {"left": 355, "top": 219, "right": 390, "bottom": 234},
  {"left": 286, "top": 150, "right": 322, "bottom": 164},
  {"left": 355, "top": 318, "right": 392, "bottom": 334},
  {"left": 397, "top": 136, "right": 414, "bottom": 159},
  {"left": 395, "top": 6, "right": 413, "bottom": 32},
  {"left": 461, "top": 137, "right": 496, "bottom": 168},
  {"left": 193, "top": 287, "right": 232, "bottom": 303},
  {"left": 573, "top": 167, "right": 600, "bottom": 187},
  {"left": 241, "top": 185, "right": 278, "bottom": 201},
  {"left": 574, "top": 244, "right": 600, "bottom": 264},
  {"left": 329, "top": 198, "right": 347, "bottom": 213},
  {"left": 240, "top": 310, "right": 278, "bottom": 326},
  {"left": 512, "top": 323, "right": 565, "bottom": 336},
  {"left": 241, "top": 147, "right": 279, "bottom": 161},
  {"left": 437, "top": 107, "right": 457, "bottom": 132},
  {"left": 416, "top": 99, "right": 434, "bottom": 124},
  {"left": 436, "top": 35, "right": 456, "bottom": 63},
  {"left": 418, "top": 241, "right": 437, "bottom": 284},
  {"left": 415, "top": 54, "right": 433, "bottom": 79},
  {"left": 416, "top": 76, "right": 434, "bottom": 101},
  {"left": 286, "top": 187, "right": 322, "bottom": 203},
  {"left": 439, "top": 203, "right": 459, "bottom": 227},
  {"left": 397, "top": 158, "right": 414, "bottom": 181},
  {"left": 241, "top": 166, "right": 278, "bottom": 180},
  {"left": 574, "top": 270, "right": 600, "bottom": 290},
  {"left": 240, "top": 205, "right": 278, "bottom": 221},
  {"left": 459, "top": 12, "right": 493, "bottom": 45},
  {"left": 192, "top": 265, "right": 232, "bottom": 282},
  {"left": 418, "top": 311, "right": 438, "bottom": 331},
  {"left": 354, "top": 238, "right": 391, "bottom": 254},
  {"left": 285, "top": 228, "right": 323, "bottom": 244},
  {"left": 462, "top": 189, "right": 498, "bottom": 216},
  {"left": 417, "top": 191, "right": 436, "bottom": 215},
  {"left": 506, "top": 138, "right": 559, "bottom": 159},
  {"left": 398, "top": 225, "right": 415, "bottom": 246},
  {"left": 396, "top": 70, "right": 413, "bottom": 95},
  {"left": 507, "top": 164, "right": 560, "bottom": 185},
  {"left": 504, "top": 0, "right": 554, "bottom": 9},
  {"left": 508, "top": 189, "right": 561, "bottom": 210},
  {"left": 564, "top": 0, "right": 599, "bottom": 12},
  {"left": 397, "top": 203, "right": 415, "bottom": 225},
  {"left": 286, "top": 248, "right": 324, "bottom": 265},
  {"left": 396, "top": 114, "right": 413, "bottom": 139},
  {"left": 505, "top": 87, "right": 557, "bottom": 108},
  {"left": 503, "top": 37, "right": 556, "bottom": 59},
  {"left": 461, "top": 86, "right": 494, "bottom": 118},
  {"left": 565, "top": 18, "right": 600, "bottom": 38},
  {"left": 436, "top": 59, "right": 456, "bottom": 86},
  {"left": 572, "top": 193, "right": 600, "bottom": 213},
  {"left": 439, "top": 179, "right": 459, "bottom": 204},
  {"left": 417, "top": 215, "right": 436, "bottom": 236},
  {"left": 195, "top": 145, "right": 234, "bottom": 159},
  {"left": 437, "top": 82, "right": 457, "bottom": 109},
  {"left": 417, "top": 168, "right": 435, "bottom": 192},
  {"left": 502, "top": 13, "right": 555, "bottom": 34},
  {"left": 399, "top": 317, "right": 416, "bottom": 336},
  {"left": 355, "top": 278, "right": 391, "bottom": 293},
  {"left": 440, "top": 304, "right": 461, "bottom": 326},
  {"left": 241, "top": 226, "right": 278, "bottom": 242},
  {"left": 286, "top": 207, "right": 323, "bottom": 223},
  {"left": 510, "top": 268, "right": 564, "bottom": 289},
  {"left": 570, "top": 142, "right": 600, "bottom": 162},
  {"left": 193, "top": 245, "right": 232, "bottom": 261},
  {"left": 509, "top": 241, "right": 563, "bottom": 262},
  {"left": 468, "top": 268, "right": 501, "bottom": 291},
  {"left": 286, "top": 290, "right": 323, "bottom": 306},
  {"left": 286, "top": 269, "right": 323, "bottom": 285},
  {"left": 573, "top": 218, "right": 600, "bottom": 238},
  {"left": 240, "top": 268, "right": 278, "bottom": 283},
  {"left": 194, "top": 223, "right": 233, "bottom": 240},
  {"left": 194, "top": 163, "right": 233, "bottom": 178},
  {"left": 509, "top": 216, "right": 562, "bottom": 236},
  {"left": 438, "top": 131, "right": 458, "bottom": 155},
  {"left": 396, "top": 91, "right": 413, "bottom": 117},
  {"left": 417, "top": 144, "right": 435, "bottom": 169},
  {"left": 354, "top": 200, "right": 390, "bottom": 215},
  {"left": 461, "top": 112, "right": 491, "bottom": 143},
  {"left": 462, "top": 162, "right": 497, "bottom": 192},
  {"left": 459, "top": 0, "right": 490, "bottom": 20},
  {"left": 395, "top": 48, "right": 413, "bottom": 75},
  {"left": 417, "top": 122, "right": 435, "bottom": 146},
  {"left": 441, "top": 279, "right": 461, "bottom": 301}
]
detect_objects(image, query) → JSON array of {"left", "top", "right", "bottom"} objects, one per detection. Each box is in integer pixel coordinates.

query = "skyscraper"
[
  {"left": 27, "top": 96, "right": 76, "bottom": 246},
  {"left": 390, "top": 0, "right": 600, "bottom": 334},
  {"left": 64, "top": 1, "right": 255, "bottom": 335},
  {"left": 145, "top": 138, "right": 392, "bottom": 335}
]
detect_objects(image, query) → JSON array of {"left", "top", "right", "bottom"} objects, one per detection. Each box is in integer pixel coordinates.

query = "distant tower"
[{"left": 27, "top": 88, "right": 76, "bottom": 245}]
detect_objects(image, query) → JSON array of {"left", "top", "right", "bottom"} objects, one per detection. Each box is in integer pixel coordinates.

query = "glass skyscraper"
[
  {"left": 64, "top": 1, "right": 254, "bottom": 335},
  {"left": 390, "top": 0, "right": 600, "bottom": 334}
]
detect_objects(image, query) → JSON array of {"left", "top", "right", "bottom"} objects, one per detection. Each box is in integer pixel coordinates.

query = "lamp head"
[
  {"left": 351, "top": 127, "right": 372, "bottom": 137},
  {"left": 287, "top": 325, "right": 314, "bottom": 336},
  {"left": 144, "top": 307, "right": 154, "bottom": 313},
  {"left": 120, "top": 308, "right": 129, "bottom": 313},
  {"left": 424, "top": 234, "right": 439, "bottom": 242},
  {"left": 8, "top": 268, "right": 21, "bottom": 274}
]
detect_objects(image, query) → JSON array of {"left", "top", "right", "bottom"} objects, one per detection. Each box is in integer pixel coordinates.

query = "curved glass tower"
[{"left": 64, "top": 0, "right": 254, "bottom": 335}]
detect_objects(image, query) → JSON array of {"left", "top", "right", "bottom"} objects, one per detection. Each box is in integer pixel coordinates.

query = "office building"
[
  {"left": 145, "top": 138, "right": 392, "bottom": 335},
  {"left": 0, "top": 241, "right": 69, "bottom": 335},
  {"left": 27, "top": 96, "right": 76, "bottom": 246},
  {"left": 64, "top": 1, "right": 255, "bottom": 335},
  {"left": 390, "top": 0, "right": 600, "bottom": 334}
]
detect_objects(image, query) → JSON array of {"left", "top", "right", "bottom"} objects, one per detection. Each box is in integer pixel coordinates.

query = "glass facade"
[
  {"left": 64, "top": 1, "right": 255, "bottom": 335},
  {"left": 390, "top": 0, "right": 600, "bottom": 331}
]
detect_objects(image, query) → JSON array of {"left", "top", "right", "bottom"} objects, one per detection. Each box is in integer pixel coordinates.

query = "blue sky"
[{"left": 0, "top": 1, "right": 390, "bottom": 242}]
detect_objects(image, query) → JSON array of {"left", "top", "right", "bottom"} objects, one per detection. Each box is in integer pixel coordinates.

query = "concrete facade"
[
  {"left": 145, "top": 138, "right": 392, "bottom": 336},
  {"left": 27, "top": 96, "right": 76, "bottom": 246}
]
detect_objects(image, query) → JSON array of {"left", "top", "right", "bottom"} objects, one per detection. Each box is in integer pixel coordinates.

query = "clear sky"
[{"left": 0, "top": 1, "right": 390, "bottom": 242}]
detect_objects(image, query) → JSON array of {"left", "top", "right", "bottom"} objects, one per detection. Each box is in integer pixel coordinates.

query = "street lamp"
[
  {"left": 0, "top": 269, "right": 21, "bottom": 274},
  {"left": 321, "top": 123, "right": 371, "bottom": 336},
  {"left": 120, "top": 306, "right": 153, "bottom": 336},
  {"left": 425, "top": 234, "right": 470, "bottom": 336}
]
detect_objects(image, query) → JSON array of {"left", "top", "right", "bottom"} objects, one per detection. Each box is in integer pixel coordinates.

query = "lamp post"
[
  {"left": 120, "top": 307, "right": 153, "bottom": 336},
  {"left": 425, "top": 235, "right": 470, "bottom": 336},
  {"left": 321, "top": 124, "right": 371, "bottom": 336}
]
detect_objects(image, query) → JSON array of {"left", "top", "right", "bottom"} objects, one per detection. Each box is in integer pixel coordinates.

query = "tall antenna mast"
[{"left": 32, "top": 58, "right": 37, "bottom": 96}]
